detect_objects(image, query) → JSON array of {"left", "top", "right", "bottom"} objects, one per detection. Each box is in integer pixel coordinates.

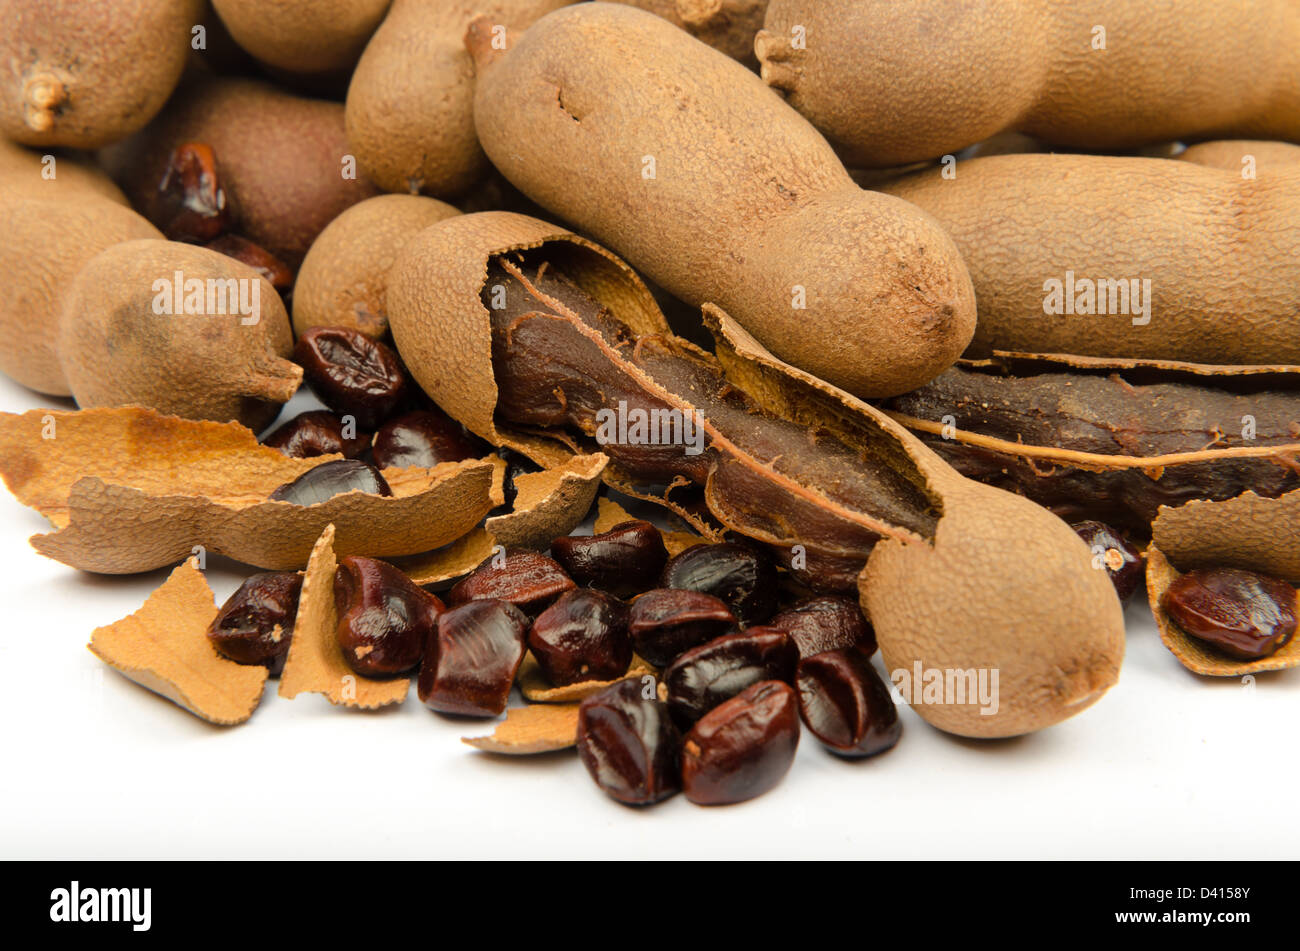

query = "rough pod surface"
[
  {"left": 471, "top": 2, "right": 976, "bottom": 399},
  {"left": 58, "top": 240, "right": 300, "bottom": 430},
  {"left": 0, "top": 194, "right": 162, "bottom": 396},
  {"left": 882, "top": 154, "right": 1300, "bottom": 366},
  {"left": 0, "top": 0, "right": 202, "bottom": 148},
  {"left": 757, "top": 0, "right": 1300, "bottom": 167}
]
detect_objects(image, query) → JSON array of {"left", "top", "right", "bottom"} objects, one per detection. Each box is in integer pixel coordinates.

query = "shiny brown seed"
[
  {"left": 577, "top": 679, "right": 682, "bottom": 806},
  {"left": 155, "top": 142, "right": 233, "bottom": 242},
  {"left": 660, "top": 542, "right": 778, "bottom": 625},
  {"left": 1162, "top": 567, "right": 1298, "bottom": 660},
  {"left": 769, "top": 596, "right": 877, "bottom": 658},
  {"left": 419, "top": 599, "right": 529, "bottom": 716},
  {"left": 681, "top": 680, "right": 800, "bottom": 806},
  {"left": 551, "top": 520, "right": 669, "bottom": 596},
  {"left": 294, "top": 326, "right": 409, "bottom": 429},
  {"left": 663, "top": 627, "right": 798, "bottom": 728},
  {"left": 268, "top": 458, "right": 391, "bottom": 505},
  {"left": 207, "top": 571, "right": 302, "bottom": 675},
  {"left": 448, "top": 549, "right": 575, "bottom": 614},
  {"left": 262, "top": 410, "right": 370, "bottom": 459},
  {"left": 372, "top": 409, "right": 486, "bottom": 469},
  {"left": 1072, "top": 520, "right": 1145, "bottom": 602},
  {"left": 628, "top": 588, "right": 737, "bottom": 667},
  {"left": 797, "top": 650, "right": 901, "bottom": 758},
  {"left": 528, "top": 589, "right": 632, "bottom": 686},
  {"left": 205, "top": 234, "right": 293, "bottom": 291},
  {"left": 334, "top": 556, "right": 442, "bottom": 677}
]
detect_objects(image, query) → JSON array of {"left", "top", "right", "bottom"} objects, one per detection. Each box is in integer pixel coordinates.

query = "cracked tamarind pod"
[
  {"left": 756, "top": 1, "right": 1300, "bottom": 168},
  {"left": 468, "top": 2, "right": 976, "bottom": 400},
  {"left": 884, "top": 364, "right": 1300, "bottom": 535},
  {"left": 388, "top": 211, "right": 1125, "bottom": 738},
  {"left": 878, "top": 154, "right": 1300, "bottom": 367}
]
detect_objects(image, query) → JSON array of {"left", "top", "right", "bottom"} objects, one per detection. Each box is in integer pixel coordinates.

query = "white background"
[{"left": 1, "top": 374, "right": 1296, "bottom": 860}]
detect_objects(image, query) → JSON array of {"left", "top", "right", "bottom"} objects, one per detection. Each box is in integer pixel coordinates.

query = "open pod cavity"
[
  {"left": 388, "top": 211, "right": 1125, "bottom": 738},
  {"left": 1146, "top": 490, "right": 1300, "bottom": 677},
  {"left": 884, "top": 355, "right": 1300, "bottom": 535}
]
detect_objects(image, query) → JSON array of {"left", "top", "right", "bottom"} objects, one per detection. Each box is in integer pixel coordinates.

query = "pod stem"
[
  {"left": 23, "top": 72, "right": 68, "bottom": 133},
  {"left": 241, "top": 358, "right": 303, "bottom": 404}
]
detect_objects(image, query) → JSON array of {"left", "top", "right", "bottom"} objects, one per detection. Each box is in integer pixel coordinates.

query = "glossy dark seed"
[
  {"left": 551, "top": 520, "right": 669, "bottom": 596},
  {"left": 577, "top": 679, "right": 682, "bottom": 806},
  {"left": 627, "top": 589, "right": 736, "bottom": 667},
  {"left": 1162, "top": 567, "right": 1298, "bottom": 660},
  {"left": 156, "top": 142, "right": 232, "bottom": 242},
  {"left": 205, "top": 234, "right": 293, "bottom": 291},
  {"left": 797, "top": 650, "right": 901, "bottom": 758},
  {"left": 207, "top": 571, "right": 302, "bottom": 675},
  {"left": 294, "top": 326, "right": 409, "bottom": 429},
  {"left": 769, "top": 596, "right": 877, "bottom": 658},
  {"left": 660, "top": 542, "right": 778, "bottom": 625},
  {"left": 269, "top": 458, "right": 391, "bottom": 505},
  {"left": 334, "top": 556, "right": 442, "bottom": 677},
  {"left": 663, "top": 627, "right": 798, "bottom": 728},
  {"left": 681, "top": 680, "right": 799, "bottom": 806},
  {"left": 372, "top": 409, "right": 486, "bottom": 469},
  {"left": 419, "top": 599, "right": 529, "bottom": 716},
  {"left": 448, "top": 549, "right": 575, "bottom": 614},
  {"left": 528, "top": 589, "right": 632, "bottom": 686},
  {"left": 262, "top": 410, "right": 369, "bottom": 459},
  {"left": 1072, "top": 520, "right": 1145, "bottom": 602}
]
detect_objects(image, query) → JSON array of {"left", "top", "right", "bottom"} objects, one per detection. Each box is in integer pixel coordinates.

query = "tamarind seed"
[
  {"left": 207, "top": 571, "right": 302, "bottom": 675},
  {"left": 204, "top": 234, "right": 293, "bottom": 292},
  {"left": 268, "top": 458, "right": 391, "bottom": 505},
  {"left": 659, "top": 542, "right": 778, "bottom": 625},
  {"left": 576, "top": 679, "right": 682, "bottom": 806},
  {"left": 663, "top": 627, "right": 798, "bottom": 728},
  {"left": 372, "top": 409, "right": 487, "bottom": 469},
  {"left": 1162, "top": 567, "right": 1298, "bottom": 659},
  {"left": 294, "top": 326, "right": 409, "bottom": 429},
  {"left": 1072, "top": 520, "right": 1145, "bottom": 602},
  {"left": 448, "top": 550, "right": 575, "bottom": 614},
  {"left": 627, "top": 589, "right": 736, "bottom": 667},
  {"left": 334, "top": 556, "right": 443, "bottom": 677},
  {"left": 769, "top": 596, "right": 877, "bottom": 658},
  {"left": 681, "top": 680, "right": 800, "bottom": 806},
  {"left": 419, "top": 599, "right": 529, "bottom": 716},
  {"left": 550, "top": 520, "right": 668, "bottom": 596},
  {"left": 262, "top": 410, "right": 370, "bottom": 459},
  {"left": 155, "top": 142, "right": 233, "bottom": 243},
  {"left": 797, "top": 649, "right": 901, "bottom": 758},
  {"left": 528, "top": 588, "right": 633, "bottom": 686}
]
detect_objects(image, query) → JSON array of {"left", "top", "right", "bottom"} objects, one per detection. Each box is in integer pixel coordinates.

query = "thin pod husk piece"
[
  {"left": 1146, "top": 490, "right": 1300, "bottom": 676},
  {"left": 387, "top": 211, "right": 1125, "bottom": 738},
  {"left": 485, "top": 452, "right": 607, "bottom": 549},
  {"left": 0, "top": 408, "right": 503, "bottom": 573},
  {"left": 462, "top": 703, "right": 580, "bottom": 754},
  {"left": 279, "top": 524, "right": 410, "bottom": 708},
  {"left": 88, "top": 559, "right": 268, "bottom": 725},
  {"left": 884, "top": 363, "right": 1300, "bottom": 534},
  {"left": 389, "top": 449, "right": 609, "bottom": 584}
]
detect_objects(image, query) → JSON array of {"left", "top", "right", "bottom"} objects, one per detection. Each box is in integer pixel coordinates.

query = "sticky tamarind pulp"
[
  {"left": 481, "top": 253, "right": 940, "bottom": 591},
  {"left": 885, "top": 366, "right": 1300, "bottom": 533}
]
